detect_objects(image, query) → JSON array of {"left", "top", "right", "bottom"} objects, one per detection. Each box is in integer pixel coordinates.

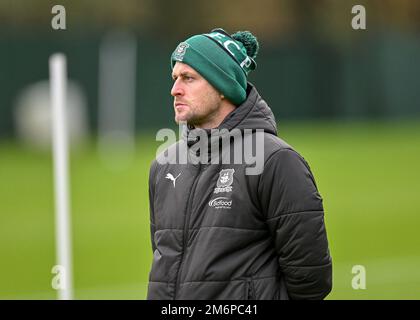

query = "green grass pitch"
[{"left": 1, "top": 120, "right": 419, "bottom": 299}]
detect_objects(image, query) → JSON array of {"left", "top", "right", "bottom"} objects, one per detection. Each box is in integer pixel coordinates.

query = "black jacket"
[{"left": 147, "top": 84, "right": 332, "bottom": 300}]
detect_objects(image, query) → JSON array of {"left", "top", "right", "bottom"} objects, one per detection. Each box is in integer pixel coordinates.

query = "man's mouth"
[{"left": 175, "top": 102, "right": 188, "bottom": 110}]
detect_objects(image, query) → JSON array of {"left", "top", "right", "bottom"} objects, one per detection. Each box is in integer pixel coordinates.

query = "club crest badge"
[
  {"left": 173, "top": 42, "right": 189, "bottom": 62},
  {"left": 214, "top": 169, "right": 234, "bottom": 194}
]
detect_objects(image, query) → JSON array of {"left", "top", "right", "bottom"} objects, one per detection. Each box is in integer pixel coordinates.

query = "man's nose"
[{"left": 171, "top": 79, "right": 184, "bottom": 97}]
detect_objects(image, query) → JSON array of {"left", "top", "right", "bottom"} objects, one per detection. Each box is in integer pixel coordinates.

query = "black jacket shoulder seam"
[{"left": 266, "top": 210, "right": 324, "bottom": 221}]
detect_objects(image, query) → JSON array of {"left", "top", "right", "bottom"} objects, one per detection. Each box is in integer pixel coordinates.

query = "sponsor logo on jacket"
[
  {"left": 208, "top": 197, "right": 232, "bottom": 209},
  {"left": 165, "top": 172, "right": 181, "bottom": 188}
]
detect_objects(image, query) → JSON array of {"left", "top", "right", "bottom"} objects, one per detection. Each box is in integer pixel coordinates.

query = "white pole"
[{"left": 49, "top": 53, "right": 73, "bottom": 300}]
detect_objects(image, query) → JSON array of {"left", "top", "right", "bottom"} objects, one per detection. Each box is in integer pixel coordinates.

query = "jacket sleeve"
[
  {"left": 258, "top": 148, "right": 332, "bottom": 300},
  {"left": 149, "top": 161, "right": 158, "bottom": 253}
]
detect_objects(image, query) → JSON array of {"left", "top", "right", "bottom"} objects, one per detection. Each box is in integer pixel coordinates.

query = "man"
[{"left": 147, "top": 28, "right": 332, "bottom": 300}]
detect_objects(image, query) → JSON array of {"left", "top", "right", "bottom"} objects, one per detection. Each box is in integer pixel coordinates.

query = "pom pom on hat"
[{"left": 231, "top": 31, "right": 259, "bottom": 60}]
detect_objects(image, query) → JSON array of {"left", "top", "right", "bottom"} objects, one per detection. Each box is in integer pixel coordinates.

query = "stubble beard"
[{"left": 175, "top": 99, "right": 222, "bottom": 128}]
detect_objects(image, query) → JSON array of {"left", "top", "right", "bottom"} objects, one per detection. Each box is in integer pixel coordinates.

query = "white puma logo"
[{"left": 165, "top": 173, "right": 181, "bottom": 187}]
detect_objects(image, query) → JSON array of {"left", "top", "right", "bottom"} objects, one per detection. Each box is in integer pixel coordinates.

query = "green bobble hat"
[{"left": 171, "top": 28, "right": 259, "bottom": 106}]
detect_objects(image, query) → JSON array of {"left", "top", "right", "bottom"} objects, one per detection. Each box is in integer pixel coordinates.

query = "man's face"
[{"left": 171, "top": 62, "right": 222, "bottom": 126}]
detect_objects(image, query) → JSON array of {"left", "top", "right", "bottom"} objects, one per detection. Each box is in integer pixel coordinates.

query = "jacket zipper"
[
  {"left": 246, "top": 278, "right": 255, "bottom": 300},
  {"left": 173, "top": 163, "right": 202, "bottom": 299}
]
